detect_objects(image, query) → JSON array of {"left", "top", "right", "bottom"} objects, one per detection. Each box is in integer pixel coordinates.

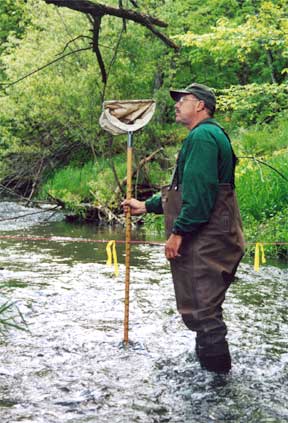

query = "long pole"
[{"left": 124, "top": 131, "right": 133, "bottom": 344}]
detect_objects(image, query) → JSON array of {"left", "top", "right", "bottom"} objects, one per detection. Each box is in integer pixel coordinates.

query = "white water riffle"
[
  {"left": 0, "top": 201, "right": 63, "bottom": 231},
  {"left": 0, "top": 202, "right": 287, "bottom": 423}
]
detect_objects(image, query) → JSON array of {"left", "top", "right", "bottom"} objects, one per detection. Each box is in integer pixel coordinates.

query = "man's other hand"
[{"left": 165, "top": 234, "right": 183, "bottom": 259}]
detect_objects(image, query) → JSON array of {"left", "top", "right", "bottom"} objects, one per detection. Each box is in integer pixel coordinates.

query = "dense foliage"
[
  {"left": 0, "top": 0, "right": 287, "bottom": 256},
  {"left": 0, "top": 0, "right": 27, "bottom": 57}
]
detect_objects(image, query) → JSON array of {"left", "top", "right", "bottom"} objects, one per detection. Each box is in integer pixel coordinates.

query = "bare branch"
[
  {"left": 56, "top": 35, "right": 93, "bottom": 56},
  {"left": 141, "top": 20, "right": 179, "bottom": 50},
  {"left": 103, "top": 25, "right": 125, "bottom": 99},
  {"left": 0, "top": 47, "right": 91, "bottom": 89},
  {"left": 44, "top": 0, "right": 179, "bottom": 49},
  {"left": 119, "top": 0, "right": 127, "bottom": 32},
  {"left": 86, "top": 14, "right": 94, "bottom": 26},
  {"left": 129, "top": 0, "right": 139, "bottom": 7},
  {"left": 44, "top": 0, "right": 168, "bottom": 27},
  {"left": 92, "top": 15, "right": 107, "bottom": 85}
]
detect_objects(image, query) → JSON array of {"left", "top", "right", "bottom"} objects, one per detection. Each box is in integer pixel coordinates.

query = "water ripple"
[{"left": 0, "top": 208, "right": 287, "bottom": 422}]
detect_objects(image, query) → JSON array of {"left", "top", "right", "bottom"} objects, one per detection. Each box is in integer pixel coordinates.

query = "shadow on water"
[{"left": 0, "top": 202, "right": 287, "bottom": 423}]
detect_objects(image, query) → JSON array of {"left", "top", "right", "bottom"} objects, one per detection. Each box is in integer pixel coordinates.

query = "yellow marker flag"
[
  {"left": 106, "top": 240, "right": 119, "bottom": 277},
  {"left": 254, "top": 242, "right": 266, "bottom": 271}
]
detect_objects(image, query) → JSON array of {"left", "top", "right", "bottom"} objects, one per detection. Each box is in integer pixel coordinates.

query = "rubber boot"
[{"left": 196, "top": 340, "right": 231, "bottom": 374}]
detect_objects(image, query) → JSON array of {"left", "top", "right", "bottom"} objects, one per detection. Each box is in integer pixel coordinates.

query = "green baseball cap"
[{"left": 170, "top": 83, "right": 216, "bottom": 112}]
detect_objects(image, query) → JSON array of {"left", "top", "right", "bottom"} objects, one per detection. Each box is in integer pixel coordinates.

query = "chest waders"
[{"left": 162, "top": 136, "right": 245, "bottom": 373}]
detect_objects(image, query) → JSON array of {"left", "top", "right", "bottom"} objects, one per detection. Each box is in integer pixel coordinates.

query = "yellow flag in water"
[
  {"left": 254, "top": 242, "right": 266, "bottom": 271},
  {"left": 106, "top": 240, "right": 119, "bottom": 277}
]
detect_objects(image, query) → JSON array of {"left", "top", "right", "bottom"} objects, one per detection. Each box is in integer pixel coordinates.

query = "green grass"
[
  {"left": 235, "top": 152, "right": 288, "bottom": 258},
  {"left": 40, "top": 155, "right": 127, "bottom": 208},
  {"left": 231, "top": 114, "right": 288, "bottom": 157},
  {"left": 0, "top": 301, "right": 28, "bottom": 336},
  {"left": 40, "top": 151, "right": 171, "bottom": 209},
  {"left": 236, "top": 153, "right": 288, "bottom": 221},
  {"left": 231, "top": 115, "right": 288, "bottom": 258}
]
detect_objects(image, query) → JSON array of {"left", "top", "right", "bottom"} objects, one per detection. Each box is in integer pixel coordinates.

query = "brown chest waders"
[{"left": 162, "top": 183, "right": 245, "bottom": 373}]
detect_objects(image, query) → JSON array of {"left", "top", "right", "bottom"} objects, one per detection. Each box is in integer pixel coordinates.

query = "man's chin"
[{"left": 175, "top": 117, "right": 186, "bottom": 125}]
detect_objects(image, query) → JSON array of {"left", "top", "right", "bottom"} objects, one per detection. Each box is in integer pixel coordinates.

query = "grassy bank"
[
  {"left": 39, "top": 117, "right": 288, "bottom": 258},
  {"left": 235, "top": 154, "right": 287, "bottom": 258},
  {"left": 40, "top": 156, "right": 126, "bottom": 213},
  {"left": 234, "top": 116, "right": 288, "bottom": 258}
]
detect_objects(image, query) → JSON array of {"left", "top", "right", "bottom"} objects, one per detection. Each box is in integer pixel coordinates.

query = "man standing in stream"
[{"left": 122, "top": 83, "right": 245, "bottom": 374}]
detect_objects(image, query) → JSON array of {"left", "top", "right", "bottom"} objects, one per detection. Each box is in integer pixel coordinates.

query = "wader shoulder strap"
[{"left": 168, "top": 154, "right": 180, "bottom": 190}]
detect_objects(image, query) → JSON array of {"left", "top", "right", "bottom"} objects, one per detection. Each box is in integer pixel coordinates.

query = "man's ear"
[{"left": 196, "top": 99, "right": 205, "bottom": 112}]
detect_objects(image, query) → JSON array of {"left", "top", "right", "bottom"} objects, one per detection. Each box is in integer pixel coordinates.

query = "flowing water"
[{"left": 0, "top": 202, "right": 287, "bottom": 423}]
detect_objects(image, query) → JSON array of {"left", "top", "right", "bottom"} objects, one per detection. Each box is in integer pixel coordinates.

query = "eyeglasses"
[{"left": 177, "top": 97, "right": 199, "bottom": 105}]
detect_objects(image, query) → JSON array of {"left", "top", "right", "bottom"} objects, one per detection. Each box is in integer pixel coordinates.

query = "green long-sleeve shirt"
[{"left": 145, "top": 119, "right": 234, "bottom": 235}]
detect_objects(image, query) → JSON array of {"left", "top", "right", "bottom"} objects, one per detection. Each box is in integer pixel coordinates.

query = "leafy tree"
[
  {"left": 176, "top": 1, "right": 288, "bottom": 85},
  {"left": 0, "top": 0, "right": 28, "bottom": 79},
  {"left": 0, "top": 0, "right": 179, "bottom": 192},
  {"left": 0, "top": 0, "right": 26, "bottom": 46},
  {"left": 0, "top": 0, "right": 287, "bottom": 195}
]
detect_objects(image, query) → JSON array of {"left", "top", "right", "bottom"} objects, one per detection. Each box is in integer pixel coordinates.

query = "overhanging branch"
[{"left": 44, "top": 0, "right": 179, "bottom": 50}]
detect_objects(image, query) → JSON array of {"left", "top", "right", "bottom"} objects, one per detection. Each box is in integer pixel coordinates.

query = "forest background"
[{"left": 0, "top": 0, "right": 287, "bottom": 258}]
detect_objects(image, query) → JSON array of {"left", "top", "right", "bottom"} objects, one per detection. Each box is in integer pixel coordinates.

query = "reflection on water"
[{"left": 0, "top": 202, "right": 287, "bottom": 423}]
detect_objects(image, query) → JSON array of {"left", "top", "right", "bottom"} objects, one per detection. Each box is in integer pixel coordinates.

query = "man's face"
[{"left": 174, "top": 94, "right": 201, "bottom": 127}]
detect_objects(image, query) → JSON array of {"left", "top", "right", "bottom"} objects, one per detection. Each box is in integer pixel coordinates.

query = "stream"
[{"left": 0, "top": 201, "right": 287, "bottom": 423}]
